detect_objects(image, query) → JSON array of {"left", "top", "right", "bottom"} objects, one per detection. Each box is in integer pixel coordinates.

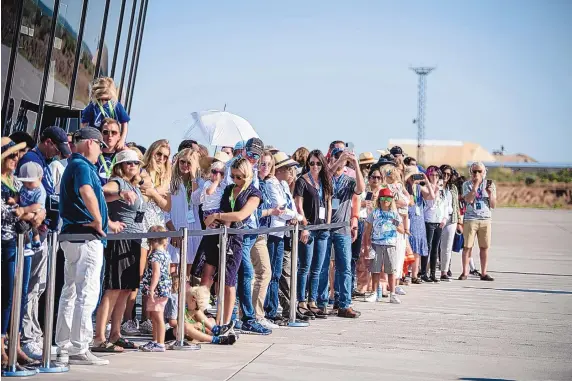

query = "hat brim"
[
  {"left": 1, "top": 141, "right": 27, "bottom": 160},
  {"left": 359, "top": 158, "right": 376, "bottom": 165},
  {"left": 57, "top": 142, "right": 72, "bottom": 158},
  {"left": 377, "top": 159, "right": 396, "bottom": 167},
  {"left": 115, "top": 158, "right": 142, "bottom": 165},
  {"left": 15, "top": 176, "right": 40, "bottom": 183},
  {"left": 275, "top": 158, "right": 298, "bottom": 169}
]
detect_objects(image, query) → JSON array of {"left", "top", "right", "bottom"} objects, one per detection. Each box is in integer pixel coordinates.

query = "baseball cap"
[
  {"left": 378, "top": 187, "right": 393, "bottom": 198},
  {"left": 41, "top": 126, "right": 72, "bottom": 157},
  {"left": 331, "top": 147, "right": 344, "bottom": 158},
  {"left": 390, "top": 146, "right": 403, "bottom": 155},
  {"left": 16, "top": 162, "right": 44, "bottom": 182},
  {"left": 73, "top": 127, "right": 108, "bottom": 148},
  {"left": 233, "top": 140, "right": 245, "bottom": 151},
  {"left": 245, "top": 137, "right": 264, "bottom": 156}
]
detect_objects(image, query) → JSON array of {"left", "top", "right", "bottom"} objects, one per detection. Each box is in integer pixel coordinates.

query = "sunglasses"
[
  {"left": 5, "top": 152, "right": 18, "bottom": 160},
  {"left": 429, "top": 173, "right": 440, "bottom": 177},
  {"left": 124, "top": 161, "right": 139, "bottom": 166},
  {"left": 92, "top": 139, "right": 105, "bottom": 149},
  {"left": 308, "top": 161, "right": 322, "bottom": 167},
  {"left": 179, "top": 159, "right": 190, "bottom": 166},
  {"left": 246, "top": 151, "right": 260, "bottom": 160},
  {"left": 211, "top": 169, "right": 224, "bottom": 175},
  {"left": 472, "top": 170, "right": 483, "bottom": 174},
  {"left": 370, "top": 175, "right": 381, "bottom": 180},
  {"left": 230, "top": 174, "right": 245, "bottom": 180},
  {"left": 380, "top": 197, "right": 393, "bottom": 202},
  {"left": 443, "top": 172, "right": 451, "bottom": 177},
  {"left": 102, "top": 130, "right": 120, "bottom": 136},
  {"left": 260, "top": 162, "right": 272, "bottom": 167},
  {"left": 155, "top": 152, "right": 169, "bottom": 160}
]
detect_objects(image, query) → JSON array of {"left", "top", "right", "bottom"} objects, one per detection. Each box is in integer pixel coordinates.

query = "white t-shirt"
[{"left": 200, "top": 180, "right": 224, "bottom": 212}]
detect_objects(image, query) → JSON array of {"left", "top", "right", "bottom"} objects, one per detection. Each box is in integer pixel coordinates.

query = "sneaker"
[
  {"left": 480, "top": 274, "right": 495, "bottom": 281},
  {"left": 240, "top": 320, "right": 272, "bottom": 335},
  {"left": 22, "top": 341, "right": 43, "bottom": 360},
  {"left": 217, "top": 334, "right": 237, "bottom": 345},
  {"left": 258, "top": 318, "right": 279, "bottom": 330},
  {"left": 470, "top": 269, "right": 482, "bottom": 277},
  {"left": 447, "top": 269, "right": 453, "bottom": 277},
  {"left": 139, "top": 341, "right": 156, "bottom": 352},
  {"left": 121, "top": 319, "right": 140, "bottom": 335},
  {"left": 337, "top": 307, "right": 361, "bottom": 318},
  {"left": 352, "top": 290, "right": 365, "bottom": 298},
  {"left": 55, "top": 348, "right": 69, "bottom": 364},
  {"left": 68, "top": 350, "right": 109, "bottom": 365},
  {"left": 430, "top": 275, "right": 440, "bottom": 283},
  {"left": 216, "top": 321, "right": 235, "bottom": 336},
  {"left": 365, "top": 293, "right": 377, "bottom": 303},
  {"left": 440, "top": 274, "right": 452, "bottom": 282},
  {"left": 328, "top": 298, "right": 335, "bottom": 306},
  {"left": 395, "top": 286, "right": 407, "bottom": 296},
  {"left": 139, "top": 319, "right": 153, "bottom": 334},
  {"left": 269, "top": 316, "right": 288, "bottom": 326},
  {"left": 420, "top": 274, "right": 431, "bottom": 283},
  {"left": 389, "top": 294, "right": 402, "bottom": 304}
]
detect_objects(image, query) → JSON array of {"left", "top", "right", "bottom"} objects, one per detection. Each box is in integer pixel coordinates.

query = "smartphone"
[
  {"left": 411, "top": 173, "right": 424, "bottom": 181},
  {"left": 365, "top": 192, "right": 373, "bottom": 201},
  {"left": 345, "top": 142, "right": 354, "bottom": 152},
  {"left": 279, "top": 205, "right": 286, "bottom": 210},
  {"left": 486, "top": 179, "right": 492, "bottom": 187}
]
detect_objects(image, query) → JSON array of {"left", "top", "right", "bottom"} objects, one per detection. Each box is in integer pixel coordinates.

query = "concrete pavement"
[{"left": 36, "top": 208, "right": 572, "bottom": 381}]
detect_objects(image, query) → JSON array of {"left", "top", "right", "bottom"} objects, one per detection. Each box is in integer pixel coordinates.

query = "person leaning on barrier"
[
  {"left": 459, "top": 162, "right": 496, "bottom": 281},
  {"left": 55, "top": 127, "right": 117, "bottom": 366}
]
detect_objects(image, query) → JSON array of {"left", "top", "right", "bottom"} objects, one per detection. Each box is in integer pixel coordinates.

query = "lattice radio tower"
[{"left": 410, "top": 66, "right": 435, "bottom": 164}]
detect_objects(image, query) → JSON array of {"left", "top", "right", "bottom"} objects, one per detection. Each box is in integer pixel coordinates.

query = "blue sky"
[{"left": 129, "top": 0, "right": 572, "bottom": 162}]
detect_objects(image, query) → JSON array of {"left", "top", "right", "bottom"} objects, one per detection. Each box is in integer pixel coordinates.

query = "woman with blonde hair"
[
  {"left": 165, "top": 148, "right": 202, "bottom": 275},
  {"left": 81, "top": 77, "right": 130, "bottom": 149},
  {"left": 122, "top": 139, "right": 172, "bottom": 335}
]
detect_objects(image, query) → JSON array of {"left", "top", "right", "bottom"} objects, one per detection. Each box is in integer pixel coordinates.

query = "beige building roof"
[{"left": 387, "top": 139, "right": 496, "bottom": 168}]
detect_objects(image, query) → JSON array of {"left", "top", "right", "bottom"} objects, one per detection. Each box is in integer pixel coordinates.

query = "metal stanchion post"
[
  {"left": 38, "top": 232, "right": 68, "bottom": 373},
  {"left": 288, "top": 224, "right": 309, "bottom": 327},
  {"left": 173, "top": 228, "right": 200, "bottom": 351},
  {"left": 216, "top": 226, "right": 227, "bottom": 326},
  {"left": 2, "top": 234, "right": 37, "bottom": 377}
]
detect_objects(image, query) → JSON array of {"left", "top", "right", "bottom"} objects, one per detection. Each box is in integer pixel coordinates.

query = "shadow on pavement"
[
  {"left": 459, "top": 378, "right": 517, "bottom": 381},
  {"left": 463, "top": 286, "right": 572, "bottom": 295},
  {"left": 488, "top": 270, "right": 572, "bottom": 277}
]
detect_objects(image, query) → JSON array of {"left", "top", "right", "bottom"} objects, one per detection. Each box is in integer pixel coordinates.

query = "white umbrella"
[{"left": 184, "top": 110, "right": 259, "bottom": 147}]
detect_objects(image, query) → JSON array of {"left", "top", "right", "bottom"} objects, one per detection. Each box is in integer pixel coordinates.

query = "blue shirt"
[
  {"left": 96, "top": 152, "right": 117, "bottom": 185},
  {"left": 81, "top": 100, "right": 130, "bottom": 129},
  {"left": 16, "top": 147, "right": 55, "bottom": 197},
  {"left": 19, "top": 185, "right": 47, "bottom": 209},
  {"left": 366, "top": 209, "right": 402, "bottom": 246},
  {"left": 59, "top": 154, "right": 109, "bottom": 240}
]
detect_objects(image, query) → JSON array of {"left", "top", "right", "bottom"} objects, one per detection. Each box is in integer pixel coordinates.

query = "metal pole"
[
  {"left": 173, "top": 228, "right": 199, "bottom": 351},
  {"left": 38, "top": 232, "right": 68, "bottom": 373},
  {"left": 216, "top": 226, "right": 227, "bottom": 325},
  {"left": 287, "top": 224, "right": 308, "bottom": 327},
  {"left": 2, "top": 234, "right": 36, "bottom": 377}
]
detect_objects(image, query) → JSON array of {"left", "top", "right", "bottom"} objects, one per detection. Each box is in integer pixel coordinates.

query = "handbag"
[{"left": 452, "top": 230, "right": 464, "bottom": 253}]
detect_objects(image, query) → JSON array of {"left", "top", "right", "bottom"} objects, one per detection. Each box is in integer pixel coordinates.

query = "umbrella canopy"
[{"left": 184, "top": 110, "right": 259, "bottom": 147}]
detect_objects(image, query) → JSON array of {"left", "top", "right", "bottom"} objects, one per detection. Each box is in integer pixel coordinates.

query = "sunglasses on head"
[
  {"left": 102, "top": 130, "right": 119, "bottom": 136},
  {"left": 472, "top": 170, "right": 483, "bottom": 174},
  {"left": 380, "top": 197, "right": 393, "bottom": 202},
  {"left": 211, "top": 169, "right": 224, "bottom": 175},
  {"left": 308, "top": 161, "right": 322, "bottom": 167},
  {"left": 230, "top": 174, "right": 245, "bottom": 180}
]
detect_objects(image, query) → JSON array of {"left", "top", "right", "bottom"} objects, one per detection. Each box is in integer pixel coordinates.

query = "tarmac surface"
[{"left": 31, "top": 208, "right": 572, "bottom": 381}]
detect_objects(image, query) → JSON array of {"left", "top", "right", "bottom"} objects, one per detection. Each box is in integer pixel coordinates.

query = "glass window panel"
[
  {"left": 117, "top": 0, "right": 139, "bottom": 104},
  {"left": 45, "top": 0, "right": 83, "bottom": 105},
  {"left": 97, "top": 0, "right": 122, "bottom": 78},
  {"left": 111, "top": 0, "right": 134, "bottom": 92},
  {"left": 72, "top": 0, "right": 105, "bottom": 108},
  {"left": 1, "top": 0, "right": 21, "bottom": 103}
]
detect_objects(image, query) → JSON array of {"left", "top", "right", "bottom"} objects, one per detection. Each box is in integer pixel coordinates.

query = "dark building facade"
[{"left": 1, "top": 0, "right": 149, "bottom": 139}]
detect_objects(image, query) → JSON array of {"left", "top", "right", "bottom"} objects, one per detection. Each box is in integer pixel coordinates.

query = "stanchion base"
[
  {"left": 287, "top": 321, "right": 310, "bottom": 327},
  {"left": 38, "top": 362, "right": 70, "bottom": 373},
  {"left": 171, "top": 340, "right": 201, "bottom": 351},
  {"left": 1, "top": 367, "right": 38, "bottom": 377}
]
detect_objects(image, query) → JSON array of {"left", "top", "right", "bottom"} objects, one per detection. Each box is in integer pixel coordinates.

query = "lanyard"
[
  {"left": 332, "top": 174, "right": 344, "bottom": 196},
  {"left": 184, "top": 181, "right": 192, "bottom": 207},
  {"left": 99, "top": 154, "right": 116, "bottom": 178},
  {"left": 413, "top": 184, "right": 420, "bottom": 204},
  {"left": 97, "top": 100, "right": 115, "bottom": 119},
  {"left": 229, "top": 185, "right": 244, "bottom": 212},
  {"left": 307, "top": 174, "right": 323, "bottom": 203},
  {"left": 475, "top": 183, "right": 484, "bottom": 201}
]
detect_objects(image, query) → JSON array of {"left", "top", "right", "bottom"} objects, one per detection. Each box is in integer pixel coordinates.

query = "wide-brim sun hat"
[
  {"left": 115, "top": 149, "right": 142, "bottom": 165},
  {"left": 404, "top": 165, "right": 420, "bottom": 181},
  {"left": 359, "top": 152, "right": 375, "bottom": 165},
  {"left": 199, "top": 151, "right": 231, "bottom": 172},
  {"left": 273, "top": 151, "right": 297, "bottom": 169},
  {"left": 1, "top": 137, "right": 26, "bottom": 160}
]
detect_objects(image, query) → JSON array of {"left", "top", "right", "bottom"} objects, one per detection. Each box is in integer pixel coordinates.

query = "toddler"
[
  {"left": 81, "top": 76, "right": 130, "bottom": 149},
  {"left": 140, "top": 226, "right": 172, "bottom": 352},
  {"left": 200, "top": 161, "right": 225, "bottom": 228},
  {"left": 16, "top": 162, "right": 47, "bottom": 251}
]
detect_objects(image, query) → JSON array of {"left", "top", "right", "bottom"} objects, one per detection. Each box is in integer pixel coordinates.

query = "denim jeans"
[
  {"left": 351, "top": 219, "right": 364, "bottom": 291},
  {"left": 236, "top": 234, "right": 257, "bottom": 322},
  {"left": 422, "top": 222, "right": 443, "bottom": 275},
  {"left": 264, "top": 235, "right": 284, "bottom": 318},
  {"left": 297, "top": 230, "right": 330, "bottom": 303},
  {"left": 1, "top": 239, "right": 32, "bottom": 335},
  {"left": 318, "top": 232, "right": 353, "bottom": 309}
]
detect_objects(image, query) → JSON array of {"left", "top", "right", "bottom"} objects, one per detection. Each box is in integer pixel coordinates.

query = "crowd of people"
[{"left": 1, "top": 77, "right": 497, "bottom": 369}]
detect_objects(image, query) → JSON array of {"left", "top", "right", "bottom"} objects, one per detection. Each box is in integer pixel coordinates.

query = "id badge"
[
  {"left": 415, "top": 205, "right": 421, "bottom": 216},
  {"left": 476, "top": 201, "right": 482, "bottom": 211},
  {"left": 186, "top": 208, "right": 195, "bottom": 223},
  {"left": 319, "top": 207, "right": 326, "bottom": 220},
  {"left": 332, "top": 198, "right": 340, "bottom": 210}
]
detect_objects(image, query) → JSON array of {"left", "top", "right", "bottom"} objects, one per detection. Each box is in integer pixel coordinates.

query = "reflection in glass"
[
  {"left": 117, "top": 0, "right": 139, "bottom": 104},
  {"left": 72, "top": 0, "right": 106, "bottom": 108},
  {"left": 45, "top": 0, "right": 83, "bottom": 105},
  {"left": 98, "top": 0, "right": 123, "bottom": 78},
  {"left": 1, "top": 0, "right": 20, "bottom": 102}
]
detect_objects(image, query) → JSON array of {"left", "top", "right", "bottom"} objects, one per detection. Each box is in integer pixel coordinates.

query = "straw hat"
[
  {"left": 273, "top": 151, "right": 297, "bottom": 169},
  {"left": 404, "top": 165, "right": 420, "bottom": 181},
  {"left": 199, "top": 151, "right": 231, "bottom": 172},
  {"left": 1, "top": 137, "right": 26, "bottom": 160},
  {"left": 359, "top": 152, "right": 375, "bottom": 165}
]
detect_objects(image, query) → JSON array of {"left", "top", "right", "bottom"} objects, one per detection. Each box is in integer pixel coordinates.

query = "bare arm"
[
  {"left": 488, "top": 183, "right": 497, "bottom": 209},
  {"left": 294, "top": 196, "right": 307, "bottom": 225},
  {"left": 326, "top": 197, "right": 332, "bottom": 224},
  {"left": 150, "top": 261, "right": 161, "bottom": 297},
  {"left": 18, "top": 202, "right": 42, "bottom": 214},
  {"left": 362, "top": 222, "right": 372, "bottom": 251},
  {"left": 217, "top": 197, "right": 260, "bottom": 222}
]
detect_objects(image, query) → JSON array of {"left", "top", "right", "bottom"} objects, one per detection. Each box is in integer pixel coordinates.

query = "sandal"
[
  {"left": 112, "top": 337, "right": 139, "bottom": 350},
  {"left": 297, "top": 305, "right": 315, "bottom": 320},
  {"left": 411, "top": 277, "right": 423, "bottom": 284},
  {"left": 91, "top": 341, "right": 124, "bottom": 352},
  {"left": 308, "top": 306, "right": 328, "bottom": 319}
]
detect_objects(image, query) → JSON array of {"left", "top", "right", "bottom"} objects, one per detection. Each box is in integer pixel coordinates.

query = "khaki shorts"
[
  {"left": 463, "top": 220, "right": 491, "bottom": 249},
  {"left": 371, "top": 244, "right": 398, "bottom": 274}
]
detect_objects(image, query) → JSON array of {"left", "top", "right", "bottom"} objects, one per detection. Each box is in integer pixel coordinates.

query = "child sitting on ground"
[
  {"left": 140, "top": 226, "right": 172, "bottom": 352},
  {"left": 15, "top": 162, "right": 47, "bottom": 251}
]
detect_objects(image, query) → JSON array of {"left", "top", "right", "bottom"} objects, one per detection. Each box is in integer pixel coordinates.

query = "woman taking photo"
[
  {"left": 166, "top": 149, "right": 202, "bottom": 275},
  {"left": 202, "top": 158, "right": 263, "bottom": 327},
  {"left": 294, "top": 150, "right": 332, "bottom": 319},
  {"left": 422, "top": 165, "right": 446, "bottom": 283},
  {"left": 93, "top": 149, "right": 144, "bottom": 352},
  {"left": 404, "top": 166, "right": 434, "bottom": 284},
  {"left": 438, "top": 165, "right": 462, "bottom": 281},
  {"left": 122, "top": 139, "right": 172, "bottom": 335}
]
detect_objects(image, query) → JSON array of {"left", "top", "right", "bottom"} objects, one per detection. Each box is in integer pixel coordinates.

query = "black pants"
[{"left": 422, "top": 222, "right": 442, "bottom": 276}]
